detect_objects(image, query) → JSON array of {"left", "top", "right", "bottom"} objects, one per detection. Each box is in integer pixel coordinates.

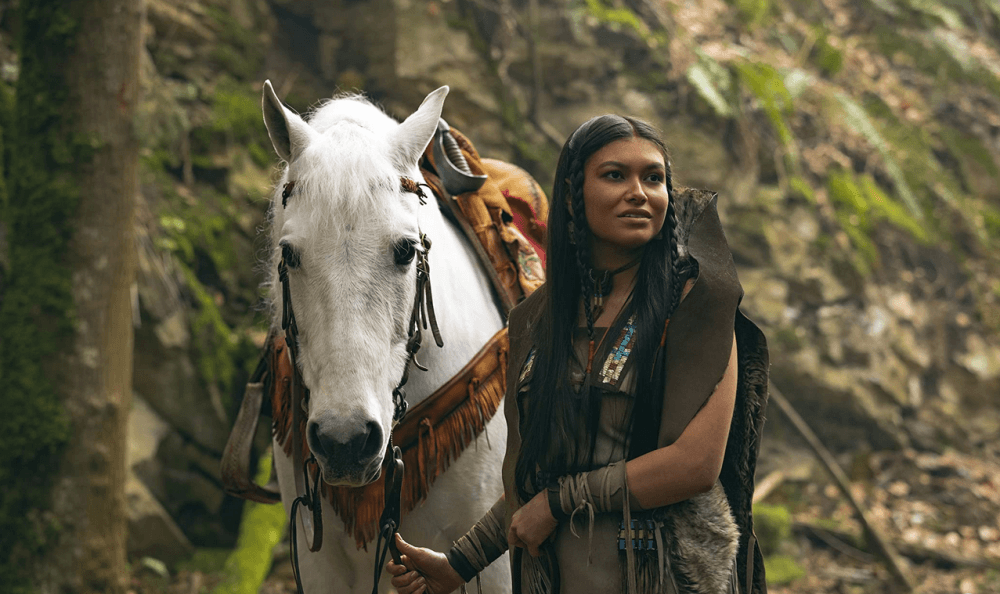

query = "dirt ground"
[{"left": 129, "top": 447, "right": 1000, "bottom": 594}]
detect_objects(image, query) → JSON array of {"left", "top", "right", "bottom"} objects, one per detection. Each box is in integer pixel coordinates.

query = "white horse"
[{"left": 261, "top": 81, "right": 511, "bottom": 593}]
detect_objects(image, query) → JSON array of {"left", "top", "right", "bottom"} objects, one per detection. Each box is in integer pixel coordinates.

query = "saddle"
[{"left": 221, "top": 120, "right": 549, "bottom": 547}]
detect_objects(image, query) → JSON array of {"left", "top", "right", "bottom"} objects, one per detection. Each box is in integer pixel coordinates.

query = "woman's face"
[{"left": 581, "top": 136, "right": 669, "bottom": 267}]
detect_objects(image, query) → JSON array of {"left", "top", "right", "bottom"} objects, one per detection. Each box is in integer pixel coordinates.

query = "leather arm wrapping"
[
  {"left": 552, "top": 460, "right": 645, "bottom": 519},
  {"left": 446, "top": 496, "right": 509, "bottom": 582}
]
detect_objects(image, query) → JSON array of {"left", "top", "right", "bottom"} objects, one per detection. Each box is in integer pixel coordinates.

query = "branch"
[{"left": 769, "top": 383, "right": 916, "bottom": 592}]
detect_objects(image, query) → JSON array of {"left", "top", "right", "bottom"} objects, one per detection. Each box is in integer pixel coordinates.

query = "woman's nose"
[{"left": 624, "top": 177, "right": 647, "bottom": 204}]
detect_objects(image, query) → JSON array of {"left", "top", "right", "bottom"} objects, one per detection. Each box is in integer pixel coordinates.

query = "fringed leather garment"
[{"left": 497, "top": 189, "right": 770, "bottom": 594}]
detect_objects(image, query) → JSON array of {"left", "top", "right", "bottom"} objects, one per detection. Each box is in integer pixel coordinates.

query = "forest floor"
[{"left": 128, "top": 447, "right": 1000, "bottom": 594}]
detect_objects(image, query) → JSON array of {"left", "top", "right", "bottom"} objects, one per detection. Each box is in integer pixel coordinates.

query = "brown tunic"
[{"left": 450, "top": 189, "right": 769, "bottom": 594}]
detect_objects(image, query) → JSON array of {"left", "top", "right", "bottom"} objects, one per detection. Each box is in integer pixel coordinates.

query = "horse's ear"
[
  {"left": 391, "top": 86, "right": 449, "bottom": 169},
  {"left": 262, "top": 80, "right": 315, "bottom": 163}
]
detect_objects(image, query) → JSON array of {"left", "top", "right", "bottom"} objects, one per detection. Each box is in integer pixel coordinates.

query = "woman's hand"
[
  {"left": 386, "top": 534, "right": 465, "bottom": 594},
  {"left": 507, "top": 490, "right": 558, "bottom": 557}
]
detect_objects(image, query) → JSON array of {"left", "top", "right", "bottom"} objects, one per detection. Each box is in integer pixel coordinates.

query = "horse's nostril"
[
  {"left": 359, "top": 421, "right": 383, "bottom": 460},
  {"left": 309, "top": 417, "right": 383, "bottom": 464},
  {"left": 308, "top": 421, "right": 321, "bottom": 452}
]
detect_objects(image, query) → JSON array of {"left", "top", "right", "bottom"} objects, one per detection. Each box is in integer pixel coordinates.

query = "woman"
[{"left": 387, "top": 115, "right": 769, "bottom": 594}]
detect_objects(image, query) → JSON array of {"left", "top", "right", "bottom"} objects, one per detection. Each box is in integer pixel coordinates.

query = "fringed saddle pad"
[{"left": 271, "top": 328, "right": 510, "bottom": 548}]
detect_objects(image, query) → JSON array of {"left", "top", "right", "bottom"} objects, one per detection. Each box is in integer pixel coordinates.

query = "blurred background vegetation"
[{"left": 1, "top": 0, "right": 999, "bottom": 592}]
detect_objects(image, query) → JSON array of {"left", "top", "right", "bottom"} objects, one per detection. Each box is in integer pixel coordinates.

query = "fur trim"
[{"left": 624, "top": 482, "right": 739, "bottom": 594}]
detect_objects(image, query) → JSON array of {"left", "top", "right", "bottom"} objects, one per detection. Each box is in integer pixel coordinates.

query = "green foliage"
[
  {"left": 152, "top": 179, "right": 258, "bottom": 401},
  {"left": 191, "top": 80, "right": 271, "bottom": 171},
  {"left": 686, "top": 50, "right": 735, "bottom": 118},
  {"left": 832, "top": 93, "right": 923, "bottom": 218},
  {"left": 939, "top": 126, "right": 1000, "bottom": 183},
  {"left": 206, "top": 7, "right": 263, "bottom": 82},
  {"left": 734, "top": 61, "right": 799, "bottom": 173},
  {"left": 0, "top": 1, "right": 82, "bottom": 589},
  {"left": 177, "top": 548, "right": 232, "bottom": 574},
  {"left": 210, "top": 450, "right": 286, "bottom": 594},
  {"left": 725, "top": 0, "right": 772, "bottom": 28},
  {"left": 874, "top": 28, "right": 1000, "bottom": 97},
  {"left": 810, "top": 28, "right": 844, "bottom": 77},
  {"left": 583, "top": 0, "right": 646, "bottom": 37},
  {"left": 753, "top": 503, "right": 792, "bottom": 553},
  {"left": 735, "top": 62, "right": 794, "bottom": 146},
  {"left": 764, "top": 555, "right": 806, "bottom": 585}
]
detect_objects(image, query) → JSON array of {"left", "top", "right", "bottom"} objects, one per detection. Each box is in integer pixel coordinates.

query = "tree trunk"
[{"left": 0, "top": 1, "right": 145, "bottom": 592}]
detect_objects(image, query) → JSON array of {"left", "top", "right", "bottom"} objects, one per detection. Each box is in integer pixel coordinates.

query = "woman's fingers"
[
  {"left": 395, "top": 575, "right": 427, "bottom": 594},
  {"left": 386, "top": 556, "right": 410, "bottom": 576},
  {"left": 391, "top": 571, "right": 426, "bottom": 594}
]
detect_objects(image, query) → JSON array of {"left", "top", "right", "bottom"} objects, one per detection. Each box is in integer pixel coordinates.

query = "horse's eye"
[
  {"left": 393, "top": 239, "right": 416, "bottom": 266},
  {"left": 280, "top": 241, "right": 301, "bottom": 269}
]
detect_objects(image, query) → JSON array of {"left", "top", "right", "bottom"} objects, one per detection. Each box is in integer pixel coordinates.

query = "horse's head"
[{"left": 262, "top": 81, "right": 448, "bottom": 486}]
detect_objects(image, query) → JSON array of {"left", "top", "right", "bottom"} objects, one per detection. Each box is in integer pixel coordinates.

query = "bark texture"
[{"left": 0, "top": 0, "right": 145, "bottom": 592}]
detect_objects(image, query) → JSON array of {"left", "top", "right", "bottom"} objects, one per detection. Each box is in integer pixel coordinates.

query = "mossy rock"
[
  {"left": 752, "top": 503, "right": 792, "bottom": 554},
  {"left": 210, "top": 450, "right": 286, "bottom": 594},
  {"left": 176, "top": 548, "right": 231, "bottom": 574}
]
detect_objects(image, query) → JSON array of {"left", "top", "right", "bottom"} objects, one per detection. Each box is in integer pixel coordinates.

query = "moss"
[
  {"left": 939, "top": 126, "right": 1000, "bottom": 186},
  {"left": 787, "top": 175, "right": 816, "bottom": 203},
  {"left": 210, "top": 450, "right": 286, "bottom": 594},
  {"left": 773, "top": 327, "right": 802, "bottom": 349},
  {"left": 763, "top": 555, "right": 805, "bottom": 585},
  {"left": 725, "top": 0, "right": 772, "bottom": 28},
  {"left": 176, "top": 548, "right": 232, "bottom": 574},
  {"left": 190, "top": 80, "right": 271, "bottom": 176},
  {"left": 0, "top": 1, "right": 82, "bottom": 590},
  {"left": 753, "top": 503, "right": 792, "bottom": 553},
  {"left": 810, "top": 27, "right": 844, "bottom": 77},
  {"left": 206, "top": 7, "right": 263, "bottom": 82},
  {"left": 582, "top": 0, "right": 667, "bottom": 45}
]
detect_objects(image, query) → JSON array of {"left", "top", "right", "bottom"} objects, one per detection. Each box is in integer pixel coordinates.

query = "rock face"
[
  {"left": 126, "top": 397, "right": 194, "bottom": 564},
  {"left": 66, "top": 0, "right": 1000, "bottom": 552}
]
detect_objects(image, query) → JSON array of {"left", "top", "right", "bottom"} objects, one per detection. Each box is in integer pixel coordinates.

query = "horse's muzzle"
[{"left": 307, "top": 413, "right": 385, "bottom": 484}]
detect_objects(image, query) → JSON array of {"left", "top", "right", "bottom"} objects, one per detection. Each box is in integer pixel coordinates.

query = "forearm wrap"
[
  {"left": 553, "top": 460, "right": 645, "bottom": 518},
  {"left": 446, "top": 496, "right": 509, "bottom": 582}
]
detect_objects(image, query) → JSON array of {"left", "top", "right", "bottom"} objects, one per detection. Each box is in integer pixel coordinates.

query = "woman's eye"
[
  {"left": 280, "top": 241, "right": 301, "bottom": 269},
  {"left": 393, "top": 240, "right": 417, "bottom": 266},
  {"left": 646, "top": 173, "right": 664, "bottom": 183},
  {"left": 604, "top": 171, "right": 624, "bottom": 180}
]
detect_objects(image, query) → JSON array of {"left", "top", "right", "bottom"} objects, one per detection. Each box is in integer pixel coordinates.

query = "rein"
[{"left": 279, "top": 177, "right": 442, "bottom": 594}]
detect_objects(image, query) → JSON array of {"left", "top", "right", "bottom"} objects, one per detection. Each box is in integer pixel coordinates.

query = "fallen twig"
[
  {"left": 752, "top": 469, "right": 787, "bottom": 504},
  {"left": 793, "top": 520, "right": 1000, "bottom": 571},
  {"left": 769, "top": 383, "right": 916, "bottom": 592}
]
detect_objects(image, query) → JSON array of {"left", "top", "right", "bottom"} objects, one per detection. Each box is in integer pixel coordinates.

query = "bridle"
[{"left": 279, "top": 177, "right": 442, "bottom": 594}]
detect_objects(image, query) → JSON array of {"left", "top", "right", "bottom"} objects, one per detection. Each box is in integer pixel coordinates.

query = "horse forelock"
[
  {"left": 287, "top": 123, "right": 413, "bottom": 232},
  {"left": 307, "top": 93, "right": 398, "bottom": 136}
]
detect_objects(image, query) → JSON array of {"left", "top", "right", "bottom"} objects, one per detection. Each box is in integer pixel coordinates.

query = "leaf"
[
  {"left": 687, "top": 64, "right": 734, "bottom": 117},
  {"left": 868, "top": 0, "right": 901, "bottom": 15},
  {"left": 833, "top": 93, "right": 923, "bottom": 219},
  {"left": 906, "top": 0, "right": 965, "bottom": 29}
]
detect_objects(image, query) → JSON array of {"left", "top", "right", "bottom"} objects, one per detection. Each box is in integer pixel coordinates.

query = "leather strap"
[
  {"left": 746, "top": 531, "right": 756, "bottom": 594},
  {"left": 393, "top": 327, "right": 508, "bottom": 450},
  {"left": 220, "top": 378, "right": 282, "bottom": 503}
]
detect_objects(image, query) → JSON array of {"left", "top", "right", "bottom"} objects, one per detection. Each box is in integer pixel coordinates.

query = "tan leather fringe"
[{"left": 270, "top": 339, "right": 507, "bottom": 549}]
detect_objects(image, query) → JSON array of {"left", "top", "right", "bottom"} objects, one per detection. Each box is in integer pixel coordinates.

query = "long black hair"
[{"left": 514, "top": 115, "right": 692, "bottom": 502}]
